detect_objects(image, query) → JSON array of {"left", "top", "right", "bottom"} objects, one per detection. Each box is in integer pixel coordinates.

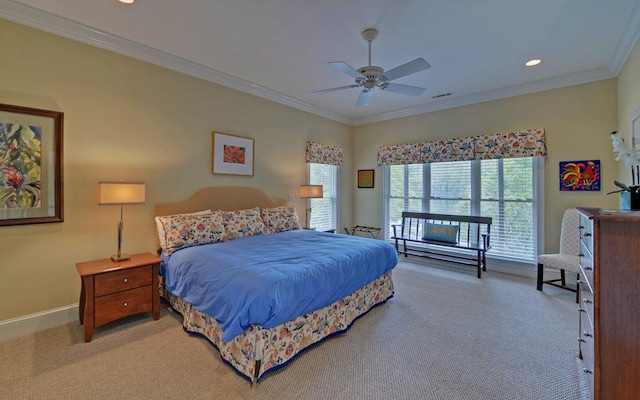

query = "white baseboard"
[{"left": 0, "top": 304, "right": 79, "bottom": 343}]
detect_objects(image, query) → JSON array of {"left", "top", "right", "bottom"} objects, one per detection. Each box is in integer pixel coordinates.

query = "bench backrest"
[{"left": 398, "top": 211, "right": 492, "bottom": 249}]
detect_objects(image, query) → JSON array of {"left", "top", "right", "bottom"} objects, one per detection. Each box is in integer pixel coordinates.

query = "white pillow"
[{"left": 155, "top": 209, "right": 212, "bottom": 250}]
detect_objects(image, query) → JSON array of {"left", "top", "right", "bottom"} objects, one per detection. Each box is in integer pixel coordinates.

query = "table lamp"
[
  {"left": 98, "top": 181, "right": 146, "bottom": 261},
  {"left": 299, "top": 184, "right": 323, "bottom": 229}
]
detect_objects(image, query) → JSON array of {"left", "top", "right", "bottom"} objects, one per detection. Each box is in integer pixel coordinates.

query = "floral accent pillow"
[
  {"left": 155, "top": 209, "right": 212, "bottom": 250},
  {"left": 161, "top": 214, "right": 228, "bottom": 256},
  {"left": 261, "top": 205, "right": 301, "bottom": 233},
  {"left": 219, "top": 207, "right": 267, "bottom": 239}
]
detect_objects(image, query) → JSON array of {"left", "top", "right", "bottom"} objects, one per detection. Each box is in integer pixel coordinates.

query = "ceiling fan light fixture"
[
  {"left": 525, "top": 59, "right": 542, "bottom": 67},
  {"left": 118, "top": 0, "right": 134, "bottom": 4}
]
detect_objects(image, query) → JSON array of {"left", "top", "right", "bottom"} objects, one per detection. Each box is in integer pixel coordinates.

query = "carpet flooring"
[{"left": 0, "top": 259, "right": 589, "bottom": 399}]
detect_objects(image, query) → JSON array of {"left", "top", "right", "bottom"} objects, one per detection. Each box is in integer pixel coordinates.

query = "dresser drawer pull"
[
  {"left": 578, "top": 308, "right": 585, "bottom": 313},
  {"left": 582, "top": 298, "right": 592, "bottom": 304},
  {"left": 123, "top": 278, "right": 128, "bottom": 283},
  {"left": 123, "top": 302, "right": 128, "bottom": 307},
  {"left": 577, "top": 337, "right": 585, "bottom": 342},
  {"left": 583, "top": 368, "right": 593, "bottom": 374},
  {"left": 577, "top": 280, "right": 585, "bottom": 285},
  {"left": 582, "top": 232, "right": 592, "bottom": 237},
  {"left": 583, "top": 266, "right": 592, "bottom": 271},
  {"left": 583, "top": 331, "right": 592, "bottom": 338}
]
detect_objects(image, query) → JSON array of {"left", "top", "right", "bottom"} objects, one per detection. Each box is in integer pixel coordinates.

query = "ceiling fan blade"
[
  {"left": 310, "top": 85, "right": 360, "bottom": 95},
  {"left": 329, "top": 61, "right": 364, "bottom": 79},
  {"left": 381, "top": 83, "right": 426, "bottom": 97},
  {"left": 356, "top": 89, "right": 373, "bottom": 108},
  {"left": 383, "top": 58, "right": 431, "bottom": 81}
]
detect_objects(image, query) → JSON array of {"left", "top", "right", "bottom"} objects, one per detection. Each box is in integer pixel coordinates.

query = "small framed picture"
[
  {"left": 559, "top": 160, "right": 600, "bottom": 191},
  {"left": 212, "top": 131, "right": 254, "bottom": 176},
  {"left": 358, "top": 169, "right": 375, "bottom": 188}
]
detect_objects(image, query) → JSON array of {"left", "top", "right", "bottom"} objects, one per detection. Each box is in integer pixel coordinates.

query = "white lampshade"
[
  {"left": 300, "top": 185, "right": 323, "bottom": 199},
  {"left": 98, "top": 181, "right": 146, "bottom": 205}
]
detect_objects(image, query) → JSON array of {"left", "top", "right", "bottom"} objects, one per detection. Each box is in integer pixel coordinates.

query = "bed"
[{"left": 155, "top": 186, "right": 398, "bottom": 382}]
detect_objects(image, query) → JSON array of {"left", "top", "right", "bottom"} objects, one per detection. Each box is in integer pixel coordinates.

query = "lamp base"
[{"left": 111, "top": 253, "right": 131, "bottom": 262}]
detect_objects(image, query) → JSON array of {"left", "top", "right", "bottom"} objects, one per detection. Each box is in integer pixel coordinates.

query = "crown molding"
[
  {"left": 1, "top": 0, "right": 637, "bottom": 127},
  {"left": 352, "top": 67, "right": 614, "bottom": 126},
  {"left": 0, "top": 0, "right": 354, "bottom": 125},
  {"left": 608, "top": 0, "right": 640, "bottom": 76}
]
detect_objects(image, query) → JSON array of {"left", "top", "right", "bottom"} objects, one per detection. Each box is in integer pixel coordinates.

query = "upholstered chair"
[{"left": 536, "top": 208, "right": 580, "bottom": 303}]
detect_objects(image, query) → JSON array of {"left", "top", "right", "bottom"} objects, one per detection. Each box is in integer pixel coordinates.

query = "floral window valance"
[
  {"left": 305, "top": 141, "right": 343, "bottom": 166},
  {"left": 377, "top": 129, "right": 547, "bottom": 166}
]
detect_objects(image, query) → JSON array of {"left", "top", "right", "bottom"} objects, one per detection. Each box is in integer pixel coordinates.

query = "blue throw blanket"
[{"left": 161, "top": 229, "right": 398, "bottom": 342}]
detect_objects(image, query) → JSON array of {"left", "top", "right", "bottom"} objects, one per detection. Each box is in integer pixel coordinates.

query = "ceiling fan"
[{"left": 310, "top": 28, "right": 431, "bottom": 108}]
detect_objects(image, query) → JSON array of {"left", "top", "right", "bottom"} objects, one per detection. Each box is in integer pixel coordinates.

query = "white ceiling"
[{"left": 2, "top": 0, "right": 640, "bottom": 125}]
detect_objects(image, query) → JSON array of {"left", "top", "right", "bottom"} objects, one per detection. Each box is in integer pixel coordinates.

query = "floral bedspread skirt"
[{"left": 160, "top": 271, "right": 394, "bottom": 382}]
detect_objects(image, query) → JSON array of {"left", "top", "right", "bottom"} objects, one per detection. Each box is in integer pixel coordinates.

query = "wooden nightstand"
[{"left": 76, "top": 252, "right": 161, "bottom": 342}]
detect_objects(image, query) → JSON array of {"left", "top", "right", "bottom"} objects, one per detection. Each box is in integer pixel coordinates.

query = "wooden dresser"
[{"left": 577, "top": 208, "right": 640, "bottom": 399}]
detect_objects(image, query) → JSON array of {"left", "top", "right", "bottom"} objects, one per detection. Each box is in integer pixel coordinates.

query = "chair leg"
[
  {"left": 560, "top": 269, "right": 567, "bottom": 286},
  {"left": 536, "top": 263, "right": 544, "bottom": 291},
  {"left": 576, "top": 273, "right": 580, "bottom": 304}
]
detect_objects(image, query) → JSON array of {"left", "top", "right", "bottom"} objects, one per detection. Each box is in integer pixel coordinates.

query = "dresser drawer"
[
  {"left": 94, "top": 265, "right": 152, "bottom": 297},
  {"left": 579, "top": 214, "right": 593, "bottom": 253},
  {"left": 94, "top": 285, "right": 153, "bottom": 327},
  {"left": 579, "top": 284, "right": 594, "bottom": 328},
  {"left": 579, "top": 241, "right": 594, "bottom": 288},
  {"left": 579, "top": 313, "right": 595, "bottom": 398}
]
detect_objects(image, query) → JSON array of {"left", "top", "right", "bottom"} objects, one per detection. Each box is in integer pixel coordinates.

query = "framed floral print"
[
  {"left": 212, "top": 132, "right": 254, "bottom": 176},
  {"left": 0, "top": 103, "right": 64, "bottom": 226}
]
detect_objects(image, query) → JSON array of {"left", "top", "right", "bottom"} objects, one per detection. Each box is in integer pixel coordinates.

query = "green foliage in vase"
[{"left": 0, "top": 122, "right": 42, "bottom": 208}]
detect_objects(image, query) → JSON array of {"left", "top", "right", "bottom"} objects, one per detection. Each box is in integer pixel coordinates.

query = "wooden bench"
[{"left": 391, "top": 212, "right": 492, "bottom": 278}]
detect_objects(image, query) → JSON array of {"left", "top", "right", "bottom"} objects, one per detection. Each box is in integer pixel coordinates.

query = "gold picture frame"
[{"left": 211, "top": 131, "right": 255, "bottom": 176}]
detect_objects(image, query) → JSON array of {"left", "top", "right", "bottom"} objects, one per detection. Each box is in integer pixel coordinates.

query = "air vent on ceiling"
[{"left": 432, "top": 92, "right": 452, "bottom": 99}]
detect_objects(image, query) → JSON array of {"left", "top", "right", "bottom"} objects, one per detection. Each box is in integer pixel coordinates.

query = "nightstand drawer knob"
[
  {"left": 123, "top": 302, "right": 128, "bottom": 307},
  {"left": 582, "top": 298, "right": 592, "bottom": 304},
  {"left": 583, "top": 368, "right": 593, "bottom": 374},
  {"left": 583, "top": 232, "right": 592, "bottom": 237},
  {"left": 123, "top": 278, "right": 128, "bottom": 283},
  {"left": 583, "top": 331, "right": 592, "bottom": 338}
]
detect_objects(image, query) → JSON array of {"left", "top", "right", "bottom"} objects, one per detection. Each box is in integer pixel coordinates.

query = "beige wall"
[
  {"left": 352, "top": 80, "right": 619, "bottom": 254},
  {"left": 0, "top": 19, "right": 352, "bottom": 321},
  {"left": 617, "top": 37, "right": 640, "bottom": 181}
]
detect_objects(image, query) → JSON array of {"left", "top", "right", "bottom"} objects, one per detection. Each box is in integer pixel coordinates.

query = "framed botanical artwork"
[
  {"left": 211, "top": 131, "right": 254, "bottom": 176},
  {"left": 559, "top": 160, "right": 600, "bottom": 191},
  {"left": 358, "top": 169, "right": 375, "bottom": 188},
  {"left": 0, "top": 103, "right": 64, "bottom": 226}
]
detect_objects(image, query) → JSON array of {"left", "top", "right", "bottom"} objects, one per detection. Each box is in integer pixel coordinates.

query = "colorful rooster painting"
[{"left": 559, "top": 160, "right": 600, "bottom": 191}]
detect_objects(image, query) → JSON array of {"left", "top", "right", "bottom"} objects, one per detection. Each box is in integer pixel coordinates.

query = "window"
[
  {"left": 383, "top": 157, "right": 541, "bottom": 263},
  {"left": 309, "top": 163, "right": 339, "bottom": 231}
]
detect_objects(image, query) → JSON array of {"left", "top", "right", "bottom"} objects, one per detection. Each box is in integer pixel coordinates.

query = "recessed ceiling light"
[
  {"left": 525, "top": 59, "right": 542, "bottom": 67},
  {"left": 119, "top": 0, "right": 134, "bottom": 3}
]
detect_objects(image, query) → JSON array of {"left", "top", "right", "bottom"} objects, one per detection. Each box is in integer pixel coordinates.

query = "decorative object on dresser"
[
  {"left": 536, "top": 208, "right": 580, "bottom": 302},
  {"left": 0, "top": 103, "right": 64, "bottom": 226},
  {"left": 576, "top": 208, "right": 640, "bottom": 399},
  {"left": 98, "top": 181, "right": 146, "bottom": 261},
  {"left": 609, "top": 131, "right": 640, "bottom": 210},
  {"left": 299, "top": 184, "right": 323, "bottom": 229},
  {"left": 76, "top": 252, "right": 162, "bottom": 342}
]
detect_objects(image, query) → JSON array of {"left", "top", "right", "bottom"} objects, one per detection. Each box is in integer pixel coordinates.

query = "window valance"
[
  {"left": 305, "top": 141, "right": 343, "bottom": 166},
  {"left": 377, "top": 129, "right": 546, "bottom": 166}
]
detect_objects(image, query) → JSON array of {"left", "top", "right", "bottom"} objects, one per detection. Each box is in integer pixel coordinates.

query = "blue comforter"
[{"left": 161, "top": 229, "right": 398, "bottom": 342}]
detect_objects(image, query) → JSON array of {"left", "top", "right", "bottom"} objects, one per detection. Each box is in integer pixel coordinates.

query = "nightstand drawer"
[
  {"left": 95, "top": 265, "right": 152, "bottom": 297},
  {"left": 94, "top": 285, "right": 153, "bottom": 327}
]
